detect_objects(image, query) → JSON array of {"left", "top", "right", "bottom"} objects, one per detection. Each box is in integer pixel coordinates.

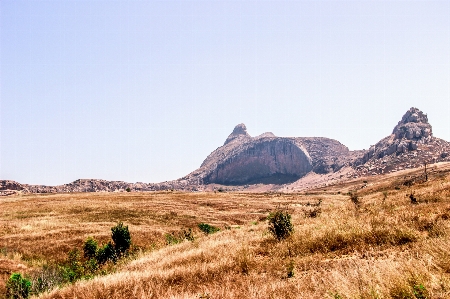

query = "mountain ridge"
[{"left": 2, "top": 107, "right": 450, "bottom": 195}]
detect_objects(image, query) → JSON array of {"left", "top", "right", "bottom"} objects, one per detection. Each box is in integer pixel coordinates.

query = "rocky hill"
[
  {"left": 181, "top": 124, "right": 356, "bottom": 186},
  {"left": 2, "top": 107, "right": 450, "bottom": 194},
  {"left": 353, "top": 107, "right": 450, "bottom": 177}
]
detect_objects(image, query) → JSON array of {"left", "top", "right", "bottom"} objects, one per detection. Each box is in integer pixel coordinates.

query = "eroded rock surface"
[
  {"left": 203, "top": 138, "right": 313, "bottom": 185},
  {"left": 185, "top": 124, "right": 354, "bottom": 185}
]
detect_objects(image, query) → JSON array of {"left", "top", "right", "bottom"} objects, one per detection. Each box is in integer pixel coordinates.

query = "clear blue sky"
[{"left": 1, "top": 1, "right": 450, "bottom": 185}]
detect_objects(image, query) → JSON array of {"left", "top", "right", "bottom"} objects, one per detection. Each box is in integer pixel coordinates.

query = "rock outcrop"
[
  {"left": 354, "top": 107, "right": 450, "bottom": 176},
  {"left": 224, "top": 123, "right": 251, "bottom": 145},
  {"left": 203, "top": 137, "right": 313, "bottom": 185},
  {"left": 181, "top": 124, "right": 354, "bottom": 185}
]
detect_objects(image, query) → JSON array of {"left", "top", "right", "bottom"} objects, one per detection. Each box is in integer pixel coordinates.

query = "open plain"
[{"left": 2, "top": 163, "right": 450, "bottom": 298}]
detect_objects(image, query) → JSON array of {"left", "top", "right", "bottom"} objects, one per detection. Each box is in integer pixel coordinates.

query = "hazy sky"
[{"left": 2, "top": 1, "right": 450, "bottom": 185}]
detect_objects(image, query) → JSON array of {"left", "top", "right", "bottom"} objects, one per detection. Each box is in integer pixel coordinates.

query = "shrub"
[
  {"left": 165, "top": 233, "right": 180, "bottom": 245},
  {"left": 412, "top": 284, "right": 429, "bottom": 299},
  {"left": 111, "top": 222, "right": 131, "bottom": 257},
  {"left": 181, "top": 228, "right": 195, "bottom": 241},
  {"left": 83, "top": 258, "right": 99, "bottom": 276},
  {"left": 286, "top": 260, "right": 295, "bottom": 278},
  {"left": 304, "top": 206, "right": 321, "bottom": 218},
  {"left": 83, "top": 237, "right": 98, "bottom": 259},
  {"left": 267, "top": 210, "right": 294, "bottom": 241},
  {"left": 389, "top": 280, "right": 429, "bottom": 299},
  {"left": 63, "top": 249, "right": 84, "bottom": 282},
  {"left": 96, "top": 242, "right": 116, "bottom": 264},
  {"left": 165, "top": 228, "right": 195, "bottom": 245},
  {"left": 349, "top": 191, "right": 360, "bottom": 206},
  {"left": 409, "top": 193, "right": 418, "bottom": 204},
  {"left": 198, "top": 223, "right": 220, "bottom": 235},
  {"left": 382, "top": 191, "right": 388, "bottom": 201},
  {"left": 6, "top": 273, "right": 32, "bottom": 299}
]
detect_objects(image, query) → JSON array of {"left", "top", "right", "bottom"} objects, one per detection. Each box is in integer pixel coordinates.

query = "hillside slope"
[{"left": 26, "top": 162, "right": 450, "bottom": 299}]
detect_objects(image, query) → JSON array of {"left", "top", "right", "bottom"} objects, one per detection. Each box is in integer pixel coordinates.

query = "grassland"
[{"left": 2, "top": 163, "right": 450, "bottom": 298}]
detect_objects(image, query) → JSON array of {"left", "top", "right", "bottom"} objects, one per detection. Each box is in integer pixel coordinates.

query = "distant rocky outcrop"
[
  {"left": 355, "top": 107, "right": 450, "bottom": 176},
  {"left": 0, "top": 179, "right": 172, "bottom": 195}
]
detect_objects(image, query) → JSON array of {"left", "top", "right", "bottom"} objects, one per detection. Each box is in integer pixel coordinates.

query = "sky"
[{"left": 1, "top": 0, "right": 450, "bottom": 186}]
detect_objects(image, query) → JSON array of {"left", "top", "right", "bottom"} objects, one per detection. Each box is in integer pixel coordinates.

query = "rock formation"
[
  {"left": 355, "top": 107, "right": 450, "bottom": 176},
  {"left": 181, "top": 124, "right": 354, "bottom": 185},
  {"left": 224, "top": 123, "right": 251, "bottom": 145}
]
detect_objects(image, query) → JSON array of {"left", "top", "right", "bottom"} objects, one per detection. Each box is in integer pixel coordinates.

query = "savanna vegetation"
[{"left": 1, "top": 163, "right": 450, "bottom": 298}]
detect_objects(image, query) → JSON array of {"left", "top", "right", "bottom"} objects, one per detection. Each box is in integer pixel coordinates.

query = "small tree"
[
  {"left": 83, "top": 237, "right": 98, "bottom": 259},
  {"left": 6, "top": 273, "right": 32, "bottom": 299},
  {"left": 268, "top": 210, "right": 294, "bottom": 241},
  {"left": 111, "top": 222, "right": 131, "bottom": 257},
  {"left": 96, "top": 242, "right": 116, "bottom": 264},
  {"left": 349, "top": 191, "right": 360, "bottom": 206}
]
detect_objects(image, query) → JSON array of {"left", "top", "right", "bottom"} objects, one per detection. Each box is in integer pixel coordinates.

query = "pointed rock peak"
[
  {"left": 224, "top": 123, "right": 251, "bottom": 145},
  {"left": 232, "top": 123, "right": 248, "bottom": 135},
  {"left": 397, "top": 107, "right": 429, "bottom": 125},
  {"left": 392, "top": 107, "right": 432, "bottom": 141}
]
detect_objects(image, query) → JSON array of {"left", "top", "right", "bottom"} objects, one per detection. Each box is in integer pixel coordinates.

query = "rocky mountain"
[
  {"left": 174, "top": 122, "right": 359, "bottom": 188},
  {"left": 353, "top": 107, "right": 450, "bottom": 177},
  {"left": 2, "top": 107, "right": 449, "bottom": 194}
]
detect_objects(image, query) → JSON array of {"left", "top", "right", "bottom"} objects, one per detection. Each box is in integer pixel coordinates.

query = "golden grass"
[{"left": 1, "top": 164, "right": 450, "bottom": 298}]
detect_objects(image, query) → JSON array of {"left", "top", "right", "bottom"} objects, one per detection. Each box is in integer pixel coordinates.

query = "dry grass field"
[{"left": 2, "top": 163, "right": 450, "bottom": 298}]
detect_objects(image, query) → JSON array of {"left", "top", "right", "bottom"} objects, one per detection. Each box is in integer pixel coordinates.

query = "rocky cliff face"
[
  {"left": 184, "top": 124, "right": 353, "bottom": 185},
  {"left": 203, "top": 137, "right": 313, "bottom": 185}
]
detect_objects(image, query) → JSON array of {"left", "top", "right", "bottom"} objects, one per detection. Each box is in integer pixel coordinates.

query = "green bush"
[
  {"left": 111, "top": 222, "right": 131, "bottom": 257},
  {"left": 268, "top": 210, "right": 294, "bottom": 241},
  {"left": 413, "top": 284, "right": 429, "bottom": 299},
  {"left": 165, "top": 233, "right": 180, "bottom": 245},
  {"left": 165, "top": 228, "right": 195, "bottom": 245},
  {"left": 84, "top": 258, "right": 99, "bottom": 276},
  {"left": 63, "top": 249, "right": 84, "bottom": 282},
  {"left": 83, "top": 237, "right": 98, "bottom": 259},
  {"left": 198, "top": 223, "right": 220, "bottom": 235},
  {"left": 96, "top": 242, "right": 116, "bottom": 264},
  {"left": 6, "top": 273, "right": 32, "bottom": 299}
]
